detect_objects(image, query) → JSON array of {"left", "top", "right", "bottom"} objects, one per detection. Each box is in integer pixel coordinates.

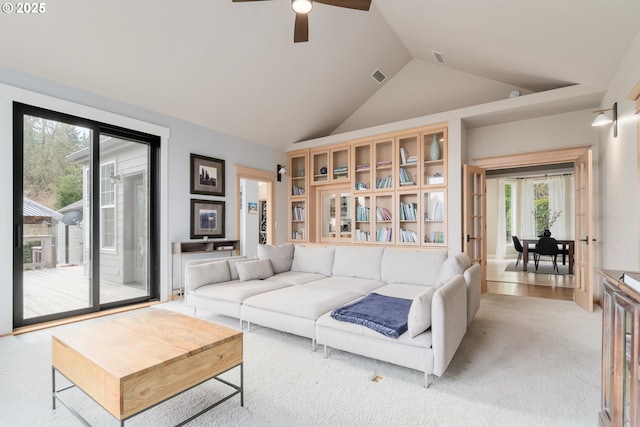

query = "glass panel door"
[
  {"left": 14, "top": 103, "right": 158, "bottom": 328},
  {"left": 20, "top": 115, "right": 92, "bottom": 319}
]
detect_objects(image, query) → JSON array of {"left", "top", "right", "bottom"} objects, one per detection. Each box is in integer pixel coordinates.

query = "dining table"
[{"left": 522, "top": 238, "right": 575, "bottom": 274}]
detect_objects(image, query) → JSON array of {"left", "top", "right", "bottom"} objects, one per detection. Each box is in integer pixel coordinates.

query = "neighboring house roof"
[
  {"left": 58, "top": 199, "right": 83, "bottom": 214},
  {"left": 23, "top": 197, "right": 63, "bottom": 221}
]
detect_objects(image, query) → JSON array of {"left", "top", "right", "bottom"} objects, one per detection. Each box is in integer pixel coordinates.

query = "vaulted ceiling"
[{"left": 0, "top": 0, "right": 638, "bottom": 150}]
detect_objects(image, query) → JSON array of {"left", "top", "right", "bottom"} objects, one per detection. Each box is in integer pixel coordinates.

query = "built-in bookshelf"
[
  {"left": 288, "top": 150, "right": 309, "bottom": 242},
  {"left": 287, "top": 123, "right": 448, "bottom": 248},
  {"left": 353, "top": 141, "right": 372, "bottom": 192},
  {"left": 397, "top": 134, "right": 419, "bottom": 188},
  {"left": 374, "top": 138, "right": 394, "bottom": 191},
  {"left": 398, "top": 191, "right": 420, "bottom": 245},
  {"left": 354, "top": 194, "right": 372, "bottom": 243}
]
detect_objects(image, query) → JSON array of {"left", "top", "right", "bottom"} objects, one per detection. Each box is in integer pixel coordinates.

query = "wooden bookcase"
[{"left": 287, "top": 123, "right": 448, "bottom": 247}]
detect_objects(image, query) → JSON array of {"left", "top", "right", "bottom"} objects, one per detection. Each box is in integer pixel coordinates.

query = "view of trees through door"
[{"left": 13, "top": 103, "right": 159, "bottom": 327}]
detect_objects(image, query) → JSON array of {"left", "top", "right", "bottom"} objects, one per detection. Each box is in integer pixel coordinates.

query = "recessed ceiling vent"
[
  {"left": 371, "top": 69, "right": 387, "bottom": 84},
  {"left": 432, "top": 51, "right": 446, "bottom": 65}
]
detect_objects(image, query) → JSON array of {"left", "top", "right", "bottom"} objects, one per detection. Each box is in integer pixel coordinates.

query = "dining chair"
[
  {"left": 534, "top": 237, "right": 560, "bottom": 273},
  {"left": 512, "top": 236, "right": 535, "bottom": 268}
]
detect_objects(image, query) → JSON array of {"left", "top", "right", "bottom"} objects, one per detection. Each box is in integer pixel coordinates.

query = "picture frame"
[
  {"left": 190, "top": 199, "right": 225, "bottom": 239},
  {"left": 247, "top": 202, "right": 258, "bottom": 214},
  {"left": 190, "top": 154, "right": 225, "bottom": 196}
]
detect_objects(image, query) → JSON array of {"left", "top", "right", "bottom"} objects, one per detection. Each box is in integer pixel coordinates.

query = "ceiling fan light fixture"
[{"left": 292, "top": 0, "right": 313, "bottom": 14}]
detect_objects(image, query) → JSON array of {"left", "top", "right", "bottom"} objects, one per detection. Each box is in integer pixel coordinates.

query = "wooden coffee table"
[{"left": 51, "top": 309, "right": 243, "bottom": 426}]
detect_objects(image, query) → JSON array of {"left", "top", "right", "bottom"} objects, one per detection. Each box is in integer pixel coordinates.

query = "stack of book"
[
  {"left": 376, "top": 160, "right": 392, "bottom": 168},
  {"left": 399, "top": 147, "right": 418, "bottom": 165},
  {"left": 292, "top": 185, "right": 305, "bottom": 195},
  {"left": 355, "top": 163, "right": 370, "bottom": 171},
  {"left": 333, "top": 165, "right": 348, "bottom": 179},
  {"left": 292, "top": 206, "right": 305, "bottom": 221},
  {"left": 376, "top": 227, "right": 392, "bottom": 242},
  {"left": 354, "top": 229, "right": 371, "bottom": 241},
  {"left": 398, "top": 167, "right": 415, "bottom": 186},
  {"left": 375, "top": 175, "right": 392, "bottom": 189},
  {"left": 399, "top": 202, "right": 418, "bottom": 221},
  {"left": 375, "top": 206, "right": 392, "bottom": 221},
  {"left": 399, "top": 228, "right": 418, "bottom": 243},
  {"left": 355, "top": 181, "right": 370, "bottom": 190},
  {"left": 356, "top": 205, "right": 370, "bottom": 221}
]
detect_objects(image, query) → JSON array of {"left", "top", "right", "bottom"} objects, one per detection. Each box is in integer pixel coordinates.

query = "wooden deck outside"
[{"left": 23, "top": 265, "right": 148, "bottom": 319}]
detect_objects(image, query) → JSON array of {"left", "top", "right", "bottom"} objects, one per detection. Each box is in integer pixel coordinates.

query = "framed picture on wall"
[
  {"left": 247, "top": 202, "right": 258, "bottom": 214},
  {"left": 190, "top": 154, "right": 225, "bottom": 196},
  {"left": 190, "top": 199, "right": 225, "bottom": 239}
]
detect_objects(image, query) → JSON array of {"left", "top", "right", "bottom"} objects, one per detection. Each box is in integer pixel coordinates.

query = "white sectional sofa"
[{"left": 184, "top": 243, "right": 481, "bottom": 387}]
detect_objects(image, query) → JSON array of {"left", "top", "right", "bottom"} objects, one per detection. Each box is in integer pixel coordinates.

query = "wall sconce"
[
  {"left": 277, "top": 164, "right": 287, "bottom": 182},
  {"left": 109, "top": 173, "right": 121, "bottom": 184},
  {"left": 591, "top": 102, "right": 617, "bottom": 137}
]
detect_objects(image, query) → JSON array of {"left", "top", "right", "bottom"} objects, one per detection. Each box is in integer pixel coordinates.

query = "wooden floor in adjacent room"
[{"left": 486, "top": 258, "right": 575, "bottom": 301}]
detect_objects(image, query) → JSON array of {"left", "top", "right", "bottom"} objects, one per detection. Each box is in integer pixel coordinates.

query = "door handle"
[{"left": 14, "top": 225, "right": 22, "bottom": 249}]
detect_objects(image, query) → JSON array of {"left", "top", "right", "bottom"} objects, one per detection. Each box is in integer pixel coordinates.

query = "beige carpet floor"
[{"left": 0, "top": 294, "right": 601, "bottom": 426}]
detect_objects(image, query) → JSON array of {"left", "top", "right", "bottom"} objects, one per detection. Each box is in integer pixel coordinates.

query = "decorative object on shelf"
[
  {"left": 190, "top": 154, "right": 225, "bottom": 196},
  {"left": 430, "top": 134, "right": 440, "bottom": 160},
  {"left": 299, "top": 169, "right": 305, "bottom": 177},
  {"left": 190, "top": 199, "right": 225, "bottom": 239},
  {"left": 320, "top": 166, "right": 327, "bottom": 175},
  {"left": 428, "top": 172, "right": 444, "bottom": 185},
  {"left": 532, "top": 209, "right": 562, "bottom": 237}
]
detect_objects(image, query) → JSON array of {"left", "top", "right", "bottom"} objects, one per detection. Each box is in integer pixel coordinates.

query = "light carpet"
[
  {"left": 504, "top": 261, "right": 570, "bottom": 275},
  {"left": 0, "top": 294, "right": 601, "bottom": 426}
]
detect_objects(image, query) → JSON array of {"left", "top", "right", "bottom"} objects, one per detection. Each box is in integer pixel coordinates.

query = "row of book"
[
  {"left": 375, "top": 175, "right": 393, "bottom": 189},
  {"left": 376, "top": 160, "right": 392, "bottom": 168},
  {"left": 398, "top": 167, "right": 415, "bottom": 186},
  {"left": 398, "top": 228, "right": 418, "bottom": 243},
  {"left": 355, "top": 163, "right": 370, "bottom": 171},
  {"left": 292, "top": 185, "right": 305, "bottom": 196},
  {"left": 292, "top": 206, "right": 305, "bottom": 221},
  {"left": 425, "top": 231, "right": 445, "bottom": 244},
  {"left": 292, "top": 229, "right": 305, "bottom": 240},
  {"left": 376, "top": 227, "right": 393, "bottom": 242},
  {"left": 427, "top": 201, "right": 444, "bottom": 221},
  {"left": 333, "top": 165, "right": 348, "bottom": 178},
  {"left": 375, "top": 206, "right": 392, "bottom": 221},
  {"left": 355, "top": 181, "right": 370, "bottom": 190},
  {"left": 354, "top": 229, "right": 371, "bottom": 241},
  {"left": 399, "top": 202, "right": 418, "bottom": 221},
  {"left": 356, "top": 205, "right": 371, "bottom": 221}
]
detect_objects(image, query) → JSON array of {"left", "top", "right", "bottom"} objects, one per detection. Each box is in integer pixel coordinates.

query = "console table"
[{"left": 172, "top": 240, "right": 240, "bottom": 299}]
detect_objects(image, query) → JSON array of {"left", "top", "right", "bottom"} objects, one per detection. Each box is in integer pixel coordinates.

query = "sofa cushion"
[
  {"left": 291, "top": 245, "right": 335, "bottom": 276},
  {"left": 306, "top": 276, "right": 385, "bottom": 295},
  {"left": 332, "top": 246, "right": 384, "bottom": 280},
  {"left": 237, "top": 259, "right": 274, "bottom": 281},
  {"left": 266, "top": 271, "right": 327, "bottom": 285},
  {"left": 257, "top": 243, "right": 294, "bottom": 273},
  {"left": 228, "top": 257, "right": 251, "bottom": 280},
  {"left": 407, "top": 286, "right": 439, "bottom": 337},
  {"left": 186, "top": 260, "right": 231, "bottom": 291},
  {"left": 192, "top": 279, "right": 291, "bottom": 303},
  {"left": 381, "top": 249, "right": 447, "bottom": 286},
  {"left": 436, "top": 253, "right": 471, "bottom": 286}
]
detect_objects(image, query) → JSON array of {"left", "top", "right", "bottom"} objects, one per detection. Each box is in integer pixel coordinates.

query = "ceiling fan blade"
[
  {"left": 294, "top": 13, "right": 309, "bottom": 43},
  {"left": 315, "top": 0, "right": 371, "bottom": 11}
]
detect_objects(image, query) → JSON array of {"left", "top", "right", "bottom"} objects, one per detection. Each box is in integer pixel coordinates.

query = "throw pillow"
[
  {"left": 290, "top": 245, "right": 335, "bottom": 276},
  {"left": 407, "top": 286, "right": 438, "bottom": 337},
  {"left": 236, "top": 259, "right": 274, "bottom": 281},
  {"left": 228, "top": 257, "right": 251, "bottom": 280},
  {"left": 381, "top": 249, "right": 447, "bottom": 286},
  {"left": 332, "top": 246, "right": 384, "bottom": 280},
  {"left": 436, "top": 254, "right": 468, "bottom": 286},
  {"left": 257, "top": 243, "right": 294, "bottom": 273},
  {"left": 186, "top": 260, "right": 231, "bottom": 291}
]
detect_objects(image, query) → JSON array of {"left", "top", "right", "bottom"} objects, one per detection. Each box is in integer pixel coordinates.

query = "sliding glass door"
[{"left": 13, "top": 103, "right": 159, "bottom": 328}]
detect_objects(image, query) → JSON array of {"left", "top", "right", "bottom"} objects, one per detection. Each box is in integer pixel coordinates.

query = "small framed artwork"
[
  {"left": 190, "top": 199, "right": 225, "bottom": 239},
  {"left": 247, "top": 202, "right": 258, "bottom": 214},
  {"left": 190, "top": 154, "right": 225, "bottom": 196}
]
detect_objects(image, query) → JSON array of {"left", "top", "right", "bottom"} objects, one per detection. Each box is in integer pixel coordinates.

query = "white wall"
[
  {"left": 0, "top": 68, "right": 287, "bottom": 335},
  {"left": 241, "top": 179, "right": 260, "bottom": 258},
  {"left": 598, "top": 29, "right": 640, "bottom": 273}
]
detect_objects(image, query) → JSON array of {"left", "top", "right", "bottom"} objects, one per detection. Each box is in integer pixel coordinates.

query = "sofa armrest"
[
  {"left": 431, "top": 274, "right": 467, "bottom": 377},
  {"left": 464, "top": 263, "right": 482, "bottom": 325}
]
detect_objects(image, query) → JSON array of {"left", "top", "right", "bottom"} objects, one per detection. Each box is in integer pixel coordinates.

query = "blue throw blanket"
[{"left": 330, "top": 293, "right": 412, "bottom": 338}]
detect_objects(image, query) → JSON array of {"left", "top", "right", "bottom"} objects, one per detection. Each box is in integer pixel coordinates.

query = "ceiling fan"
[{"left": 232, "top": 0, "right": 371, "bottom": 43}]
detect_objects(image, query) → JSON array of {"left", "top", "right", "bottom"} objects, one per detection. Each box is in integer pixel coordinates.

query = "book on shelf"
[
  {"left": 399, "top": 228, "right": 418, "bottom": 243},
  {"left": 399, "top": 202, "right": 417, "bottom": 221},
  {"left": 375, "top": 206, "right": 392, "bottom": 221},
  {"left": 399, "top": 167, "right": 415, "bottom": 185},
  {"left": 355, "top": 228, "right": 371, "bottom": 242},
  {"left": 292, "top": 185, "right": 305, "bottom": 196},
  {"left": 376, "top": 227, "right": 392, "bottom": 242},
  {"left": 623, "top": 272, "right": 640, "bottom": 292},
  {"left": 356, "top": 163, "right": 370, "bottom": 171},
  {"left": 356, "top": 205, "right": 370, "bottom": 221},
  {"left": 426, "top": 231, "right": 445, "bottom": 244},
  {"left": 375, "top": 175, "right": 392, "bottom": 189},
  {"left": 376, "top": 160, "right": 392, "bottom": 168},
  {"left": 400, "top": 147, "right": 407, "bottom": 165},
  {"left": 355, "top": 181, "right": 370, "bottom": 190}
]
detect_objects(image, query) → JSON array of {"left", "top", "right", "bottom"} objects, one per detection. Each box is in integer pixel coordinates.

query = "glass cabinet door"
[
  {"left": 613, "top": 290, "right": 640, "bottom": 426},
  {"left": 320, "top": 189, "right": 351, "bottom": 241}
]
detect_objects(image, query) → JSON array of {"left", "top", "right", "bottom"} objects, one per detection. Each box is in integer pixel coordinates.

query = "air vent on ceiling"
[
  {"left": 432, "top": 51, "right": 446, "bottom": 65},
  {"left": 371, "top": 69, "right": 387, "bottom": 84}
]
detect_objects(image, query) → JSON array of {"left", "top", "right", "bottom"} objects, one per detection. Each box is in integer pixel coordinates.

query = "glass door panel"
[
  {"left": 98, "top": 135, "right": 150, "bottom": 305},
  {"left": 21, "top": 115, "right": 92, "bottom": 320}
]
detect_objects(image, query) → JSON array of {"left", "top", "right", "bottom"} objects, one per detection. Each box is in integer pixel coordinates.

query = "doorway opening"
[{"left": 235, "top": 166, "right": 275, "bottom": 257}]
